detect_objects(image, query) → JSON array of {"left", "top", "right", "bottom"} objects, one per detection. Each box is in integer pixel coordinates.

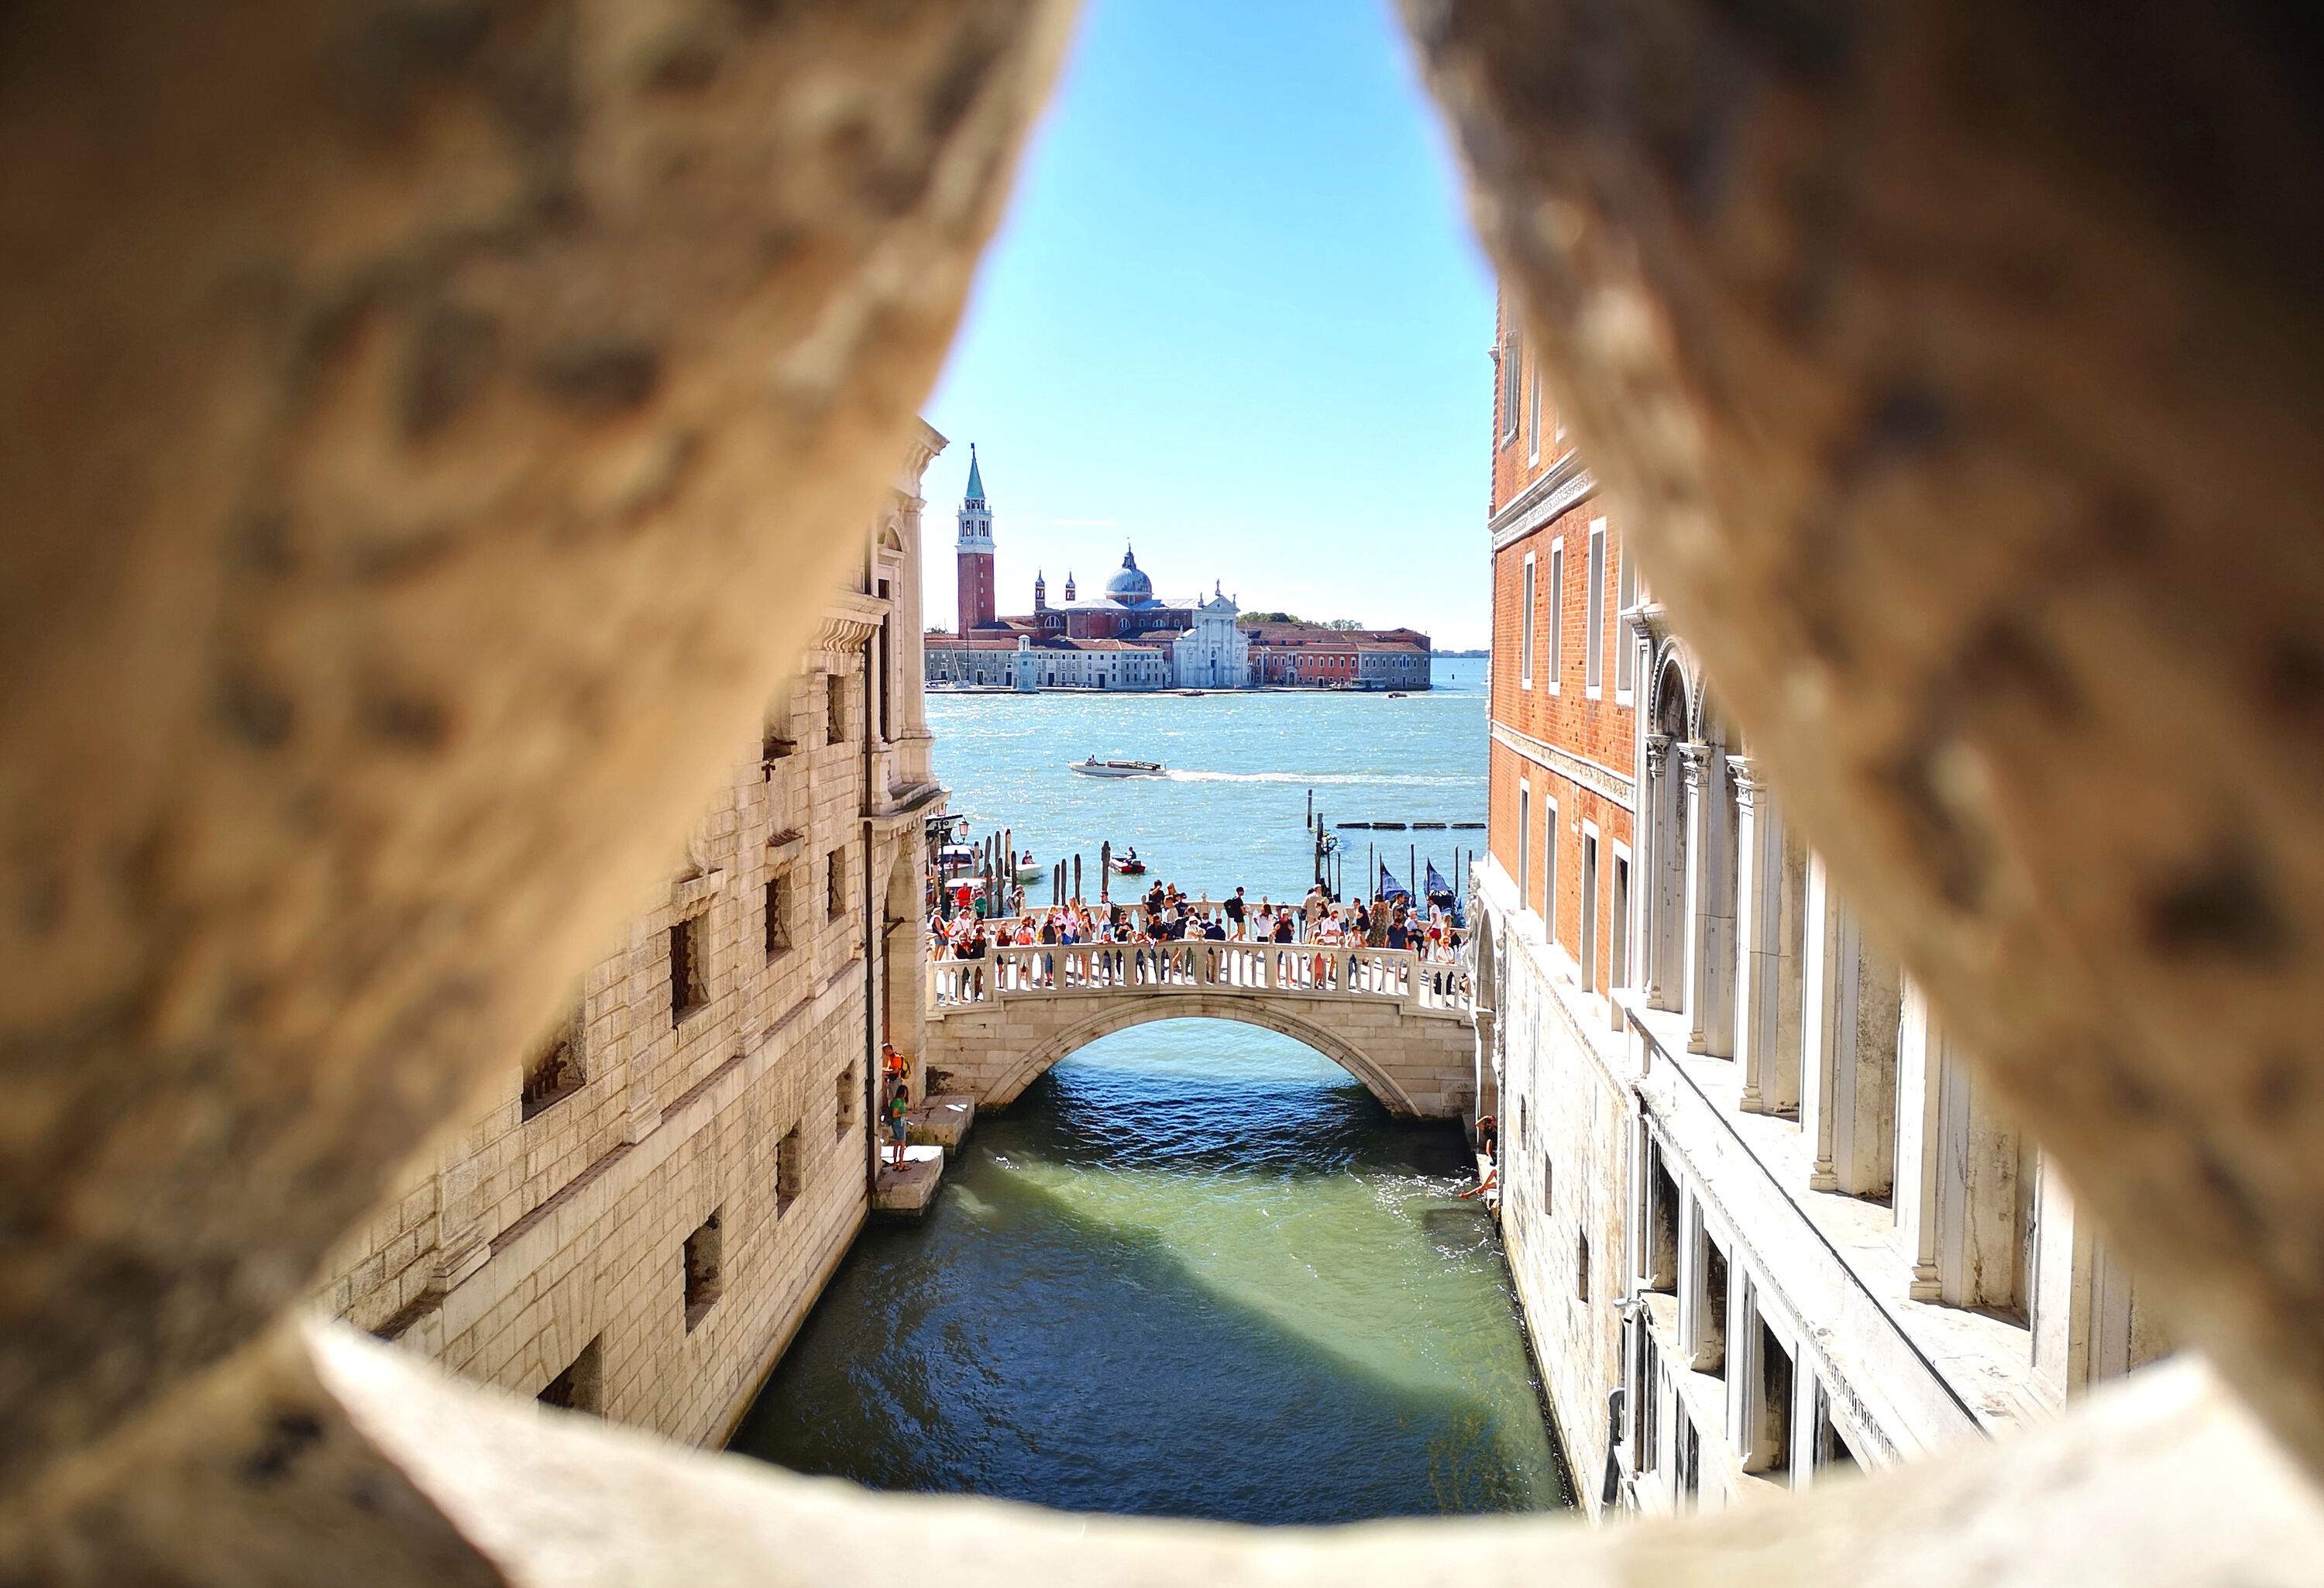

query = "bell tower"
[{"left": 955, "top": 444, "right": 996, "bottom": 631}]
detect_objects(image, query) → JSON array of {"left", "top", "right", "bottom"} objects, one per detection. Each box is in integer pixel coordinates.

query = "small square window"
[
  {"left": 682, "top": 1211, "right": 723, "bottom": 1332},
  {"left": 775, "top": 1126, "right": 803, "bottom": 1217}
]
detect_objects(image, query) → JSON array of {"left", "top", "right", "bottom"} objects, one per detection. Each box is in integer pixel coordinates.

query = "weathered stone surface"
[
  {"left": 0, "top": 0, "right": 1074, "bottom": 1490},
  {"left": 1404, "top": 0, "right": 2324, "bottom": 1474}
]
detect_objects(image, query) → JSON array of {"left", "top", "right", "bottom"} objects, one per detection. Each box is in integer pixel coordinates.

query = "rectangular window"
[
  {"left": 837, "top": 1063, "right": 858, "bottom": 1139},
  {"left": 1580, "top": 831, "right": 1600, "bottom": 991},
  {"left": 1812, "top": 1383, "right": 1859, "bottom": 1472},
  {"left": 521, "top": 1010, "right": 584, "bottom": 1121},
  {"left": 827, "top": 847, "right": 845, "bottom": 921},
  {"left": 1547, "top": 540, "right": 1564, "bottom": 688},
  {"left": 1615, "top": 546, "right": 1638, "bottom": 698},
  {"left": 1544, "top": 797, "right": 1559, "bottom": 944},
  {"left": 1586, "top": 521, "right": 1606, "bottom": 694},
  {"left": 826, "top": 671, "right": 847, "bottom": 746},
  {"left": 1578, "top": 1230, "right": 1591, "bottom": 1303},
  {"left": 1516, "top": 782, "right": 1532, "bottom": 916},
  {"left": 1527, "top": 361, "right": 1542, "bottom": 463},
  {"left": 1648, "top": 1150, "right": 1680, "bottom": 1292},
  {"left": 1702, "top": 1237, "right": 1731, "bottom": 1377},
  {"left": 538, "top": 1335, "right": 603, "bottom": 1415},
  {"left": 764, "top": 875, "right": 789, "bottom": 959},
  {"left": 1611, "top": 851, "right": 1631, "bottom": 988},
  {"left": 1501, "top": 334, "right": 1521, "bottom": 440},
  {"left": 1519, "top": 553, "right": 1535, "bottom": 687},
  {"left": 775, "top": 1125, "right": 802, "bottom": 1218},
  {"left": 1543, "top": 1157, "right": 1555, "bottom": 1215},
  {"left": 669, "top": 916, "right": 706, "bottom": 1026},
  {"left": 682, "top": 1211, "right": 723, "bottom": 1332},
  {"left": 762, "top": 721, "right": 796, "bottom": 767}
]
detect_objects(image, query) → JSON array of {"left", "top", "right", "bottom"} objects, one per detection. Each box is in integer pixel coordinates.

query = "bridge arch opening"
[{"left": 989, "top": 1005, "right": 1427, "bottom": 1119}]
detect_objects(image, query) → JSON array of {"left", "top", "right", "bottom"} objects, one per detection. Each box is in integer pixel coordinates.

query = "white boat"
[{"left": 1067, "top": 757, "right": 1167, "bottom": 779}]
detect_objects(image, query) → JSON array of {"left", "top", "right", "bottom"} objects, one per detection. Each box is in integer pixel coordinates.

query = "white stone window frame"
[
  {"left": 1614, "top": 543, "right": 1638, "bottom": 704},
  {"left": 1516, "top": 779, "right": 1533, "bottom": 926},
  {"left": 1519, "top": 552, "right": 1536, "bottom": 689},
  {"left": 1611, "top": 837, "right": 1634, "bottom": 992},
  {"left": 1585, "top": 519, "right": 1607, "bottom": 699},
  {"left": 1527, "top": 358, "right": 1542, "bottom": 466},
  {"left": 1580, "top": 816, "right": 1602, "bottom": 992},
  {"left": 1500, "top": 332, "right": 1521, "bottom": 445},
  {"left": 1544, "top": 792, "right": 1560, "bottom": 946},
  {"left": 1547, "top": 536, "right": 1565, "bottom": 693}
]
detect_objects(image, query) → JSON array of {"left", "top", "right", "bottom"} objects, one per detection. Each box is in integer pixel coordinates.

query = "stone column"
[
  {"left": 892, "top": 496, "right": 937, "bottom": 789},
  {"left": 1679, "top": 742, "right": 1734, "bottom": 1057},
  {"left": 1731, "top": 757, "right": 1778, "bottom": 1108},
  {"left": 427, "top": 1141, "right": 491, "bottom": 1296},
  {"left": 1678, "top": 1192, "right": 1724, "bottom": 1372},
  {"left": 1896, "top": 974, "right": 1947, "bottom": 1300},
  {"left": 1644, "top": 734, "right": 1686, "bottom": 1012},
  {"left": 1801, "top": 853, "right": 1902, "bottom": 1198}
]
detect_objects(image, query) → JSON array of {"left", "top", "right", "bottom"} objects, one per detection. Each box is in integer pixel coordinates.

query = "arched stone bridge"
[{"left": 921, "top": 940, "right": 1477, "bottom": 1119}]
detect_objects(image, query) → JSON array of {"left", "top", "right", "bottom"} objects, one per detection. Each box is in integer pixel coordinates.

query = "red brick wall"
[
  {"left": 956, "top": 552, "right": 994, "bottom": 631},
  {"left": 1486, "top": 286, "right": 1638, "bottom": 994}
]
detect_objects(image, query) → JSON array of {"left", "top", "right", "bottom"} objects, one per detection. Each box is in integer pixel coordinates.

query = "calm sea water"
[
  {"left": 931, "top": 655, "right": 1489, "bottom": 906},
  {"left": 727, "top": 655, "right": 1572, "bottom": 1523}
]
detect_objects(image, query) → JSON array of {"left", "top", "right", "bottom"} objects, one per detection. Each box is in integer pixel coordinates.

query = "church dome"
[{"left": 1105, "top": 546, "right": 1153, "bottom": 604}]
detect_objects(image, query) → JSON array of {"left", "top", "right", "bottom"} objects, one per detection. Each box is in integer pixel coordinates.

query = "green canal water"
[{"left": 727, "top": 660, "right": 1570, "bottom": 1522}]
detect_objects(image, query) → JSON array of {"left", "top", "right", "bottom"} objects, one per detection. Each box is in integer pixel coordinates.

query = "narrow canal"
[{"left": 727, "top": 1018, "right": 1572, "bottom": 1523}]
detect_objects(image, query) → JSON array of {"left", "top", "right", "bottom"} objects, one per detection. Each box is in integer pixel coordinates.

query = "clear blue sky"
[{"left": 924, "top": 0, "right": 1497, "bottom": 648}]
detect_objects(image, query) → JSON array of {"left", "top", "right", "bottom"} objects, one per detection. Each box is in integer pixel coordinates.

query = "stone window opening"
[
  {"left": 775, "top": 1126, "right": 802, "bottom": 1218},
  {"left": 682, "top": 1210, "right": 723, "bottom": 1332},
  {"left": 1811, "top": 1382, "right": 1858, "bottom": 1473},
  {"left": 1676, "top": 1410, "right": 1700, "bottom": 1506},
  {"left": 837, "top": 1063, "right": 858, "bottom": 1139},
  {"left": 1746, "top": 1318, "right": 1795, "bottom": 1474},
  {"left": 1614, "top": 546, "right": 1638, "bottom": 698},
  {"left": 520, "top": 1011, "right": 585, "bottom": 1122},
  {"left": 826, "top": 671, "right": 847, "bottom": 747},
  {"left": 1697, "top": 1237, "right": 1729, "bottom": 1378},
  {"left": 761, "top": 721, "right": 796, "bottom": 774},
  {"left": 538, "top": 1334, "right": 603, "bottom": 1416},
  {"left": 1645, "top": 1150, "right": 1681, "bottom": 1293},
  {"left": 1519, "top": 553, "right": 1535, "bottom": 686},
  {"left": 765, "top": 875, "right": 790, "bottom": 961},
  {"left": 669, "top": 914, "right": 708, "bottom": 1026},
  {"left": 1543, "top": 1157, "right": 1554, "bottom": 1216},
  {"left": 826, "top": 847, "right": 846, "bottom": 921},
  {"left": 1577, "top": 1229, "right": 1592, "bottom": 1304},
  {"left": 1611, "top": 850, "right": 1631, "bottom": 990}
]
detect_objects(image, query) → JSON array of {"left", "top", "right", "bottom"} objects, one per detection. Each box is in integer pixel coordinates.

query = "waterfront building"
[
  {"left": 1471, "top": 293, "right": 2168, "bottom": 1518},
  {"left": 922, "top": 452, "right": 1412, "bottom": 688},
  {"left": 317, "top": 425, "right": 952, "bottom": 1445}
]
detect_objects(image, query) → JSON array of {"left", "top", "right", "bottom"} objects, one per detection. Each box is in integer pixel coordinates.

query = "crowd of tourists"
[{"left": 924, "top": 874, "right": 1467, "bottom": 1004}]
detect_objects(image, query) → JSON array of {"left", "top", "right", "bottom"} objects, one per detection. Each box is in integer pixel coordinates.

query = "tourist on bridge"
[{"left": 1225, "top": 886, "right": 1247, "bottom": 939}]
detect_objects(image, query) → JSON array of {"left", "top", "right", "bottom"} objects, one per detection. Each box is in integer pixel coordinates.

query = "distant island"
[{"left": 1437, "top": 648, "right": 1488, "bottom": 658}]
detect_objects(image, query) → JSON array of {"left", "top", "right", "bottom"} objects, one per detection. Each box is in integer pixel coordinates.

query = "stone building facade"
[
  {"left": 318, "top": 425, "right": 953, "bottom": 1448},
  {"left": 1474, "top": 297, "right": 2168, "bottom": 1518}
]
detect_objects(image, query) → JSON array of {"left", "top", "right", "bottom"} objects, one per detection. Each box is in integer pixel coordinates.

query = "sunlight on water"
[{"left": 729, "top": 1016, "right": 1571, "bottom": 1524}]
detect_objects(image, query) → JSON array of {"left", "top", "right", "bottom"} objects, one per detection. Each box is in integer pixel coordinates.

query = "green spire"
[{"left": 965, "top": 444, "right": 986, "bottom": 505}]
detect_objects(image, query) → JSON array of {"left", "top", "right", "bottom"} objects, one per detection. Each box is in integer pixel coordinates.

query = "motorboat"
[
  {"left": 1109, "top": 851, "right": 1149, "bottom": 875},
  {"left": 1387, "top": 691, "right": 1409, "bottom": 698},
  {"left": 1010, "top": 851, "right": 1044, "bottom": 884},
  {"left": 933, "top": 843, "right": 980, "bottom": 877},
  {"left": 1068, "top": 757, "right": 1167, "bottom": 779}
]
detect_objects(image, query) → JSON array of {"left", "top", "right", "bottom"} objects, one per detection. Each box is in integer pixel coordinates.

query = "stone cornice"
[
  {"left": 1490, "top": 451, "right": 1597, "bottom": 551},
  {"left": 1490, "top": 721, "right": 1636, "bottom": 811}
]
